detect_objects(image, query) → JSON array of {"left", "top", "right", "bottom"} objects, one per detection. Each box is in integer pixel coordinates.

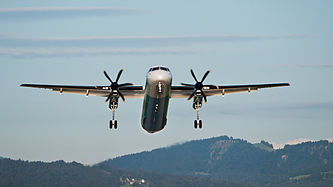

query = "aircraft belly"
[
  {"left": 141, "top": 95, "right": 169, "bottom": 133},
  {"left": 141, "top": 84, "right": 170, "bottom": 133}
]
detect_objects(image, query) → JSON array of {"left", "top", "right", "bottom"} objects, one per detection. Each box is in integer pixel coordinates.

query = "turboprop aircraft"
[{"left": 21, "top": 65, "right": 289, "bottom": 133}]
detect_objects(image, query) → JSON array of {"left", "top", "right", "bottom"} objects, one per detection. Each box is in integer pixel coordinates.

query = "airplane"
[{"left": 21, "top": 65, "right": 290, "bottom": 133}]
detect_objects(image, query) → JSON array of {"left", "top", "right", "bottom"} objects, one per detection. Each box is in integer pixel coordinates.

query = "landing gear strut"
[
  {"left": 193, "top": 96, "right": 203, "bottom": 129},
  {"left": 109, "top": 96, "right": 118, "bottom": 129}
]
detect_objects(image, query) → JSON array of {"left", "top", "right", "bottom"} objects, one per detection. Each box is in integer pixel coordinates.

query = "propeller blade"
[
  {"left": 103, "top": 70, "right": 113, "bottom": 83},
  {"left": 118, "top": 90, "right": 125, "bottom": 102},
  {"left": 190, "top": 69, "right": 199, "bottom": 83},
  {"left": 105, "top": 93, "right": 112, "bottom": 102},
  {"left": 202, "top": 91, "right": 207, "bottom": 103},
  {"left": 115, "top": 69, "right": 123, "bottom": 83},
  {"left": 187, "top": 90, "right": 196, "bottom": 100},
  {"left": 118, "top": 83, "right": 134, "bottom": 87},
  {"left": 181, "top": 83, "right": 195, "bottom": 87},
  {"left": 201, "top": 70, "right": 210, "bottom": 82}
]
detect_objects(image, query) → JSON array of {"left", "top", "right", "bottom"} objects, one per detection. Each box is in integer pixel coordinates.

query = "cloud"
[
  {"left": 297, "top": 64, "right": 333, "bottom": 68},
  {"left": 277, "top": 64, "right": 333, "bottom": 69},
  {"left": 282, "top": 102, "right": 333, "bottom": 111},
  {"left": 272, "top": 138, "right": 333, "bottom": 149},
  {"left": 0, "top": 34, "right": 303, "bottom": 57},
  {"left": 0, "top": 7, "right": 144, "bottom": 20},
  {"left": 0, "top": 34, "right": 304, "bottom": 48},
  {"left": 0, "top": 47, "right": 193, "bottom": 58}
]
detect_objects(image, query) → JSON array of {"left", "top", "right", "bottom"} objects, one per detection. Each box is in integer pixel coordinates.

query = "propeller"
[
  {"left": 181, "top": 69, "right": 212, "bottom": 103},
  {"left": 103, "top": 69, "right": 133, "bottom": 102}
]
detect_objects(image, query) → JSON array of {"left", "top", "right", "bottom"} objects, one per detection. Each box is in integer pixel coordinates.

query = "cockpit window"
[
  {"left": 149, "top": 66, "right": 170, "bottom": 72},
  {"left": 160, "top": 67, "right": 167, "bottom": 71}
]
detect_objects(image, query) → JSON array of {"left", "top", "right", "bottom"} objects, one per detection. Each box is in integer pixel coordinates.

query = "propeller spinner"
[{"left": 103, "top": 69, "right": 133, "bottom": 102}]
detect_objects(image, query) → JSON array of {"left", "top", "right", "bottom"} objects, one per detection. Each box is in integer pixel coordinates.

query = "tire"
[
  {"left": 114, "top": 120, "right": 118, "bottom": 129},
  {"left": 199, "top": 120, "right": 202, "bottom": 128},
  {"left": 194, "top": 120, "right": 197, "bottom": 128},
  {"left": 109, "top": 120, "right": 113, "bottom": 129}
]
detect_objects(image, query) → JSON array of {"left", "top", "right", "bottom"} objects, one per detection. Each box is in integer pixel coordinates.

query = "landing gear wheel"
[
  {"left": 114, "top": 120, "right": 118, "bottom": 129},
  {"left": 109, "top": 120, "right": 117, "bottom": 129},
  {"left": 194, "top": 120, "right": 202, "bottom": 129},
  {"left": 194, "top": 120, "right": 200, "bottom": 129}
]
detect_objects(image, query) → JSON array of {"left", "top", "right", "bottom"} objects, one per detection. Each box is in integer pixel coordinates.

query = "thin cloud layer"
[
  {"left": 0, "top": 47, "right": 192, "bottom": 58},
  {"left": 272, "top": 138, "right": 333, "bottom": 149},
  {"left": 0, "top": 34, "right": 304, "bottom": 48},
  {"left": 0, "top": 7, "right": 144, "bottom": 20},
  {"left": 297, "top": 64, "right": 333, "bottom": 68},
  {"left": 277, "top": 64, "right": 333, "bottom": 69}
]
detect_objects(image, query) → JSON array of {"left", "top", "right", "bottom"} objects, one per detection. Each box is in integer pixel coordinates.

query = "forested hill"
[
  {"left": 0, "top": 158, "right": 248, "bottom": 187},
  {"left": 101, "top": 136, "right": 333, "bottom": 187}
]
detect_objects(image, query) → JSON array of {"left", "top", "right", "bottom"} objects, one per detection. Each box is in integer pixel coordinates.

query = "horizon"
[{"left": 2, "top": 135, "right": 333, "bottom": 165}]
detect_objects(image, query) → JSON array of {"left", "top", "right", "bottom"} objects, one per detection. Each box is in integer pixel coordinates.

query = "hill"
[
  {"left": 101, "top": 136, "right": 333, "bottom": 186},
  {"left": 0, "top": 158, "right": 247, "bottom": 187}
]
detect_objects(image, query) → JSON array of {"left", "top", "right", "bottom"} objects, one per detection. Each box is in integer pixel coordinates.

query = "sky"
[{"left": 0, "top": 0, "right": 332, "bottom": 165}]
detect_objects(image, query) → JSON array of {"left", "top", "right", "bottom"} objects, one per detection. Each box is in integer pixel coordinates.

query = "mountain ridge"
[
  {"left": 0, "top": 158, "right": 248, "bottom": 187},
  {"left": 100, "top": 135, "right": 333, "bottom": 186}
]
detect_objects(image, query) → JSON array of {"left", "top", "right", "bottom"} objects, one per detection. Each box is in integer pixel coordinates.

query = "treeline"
[
  {"left": 102, "top": 136, "right": 333, "bottom": 186},
  {"left": 0, "top": 158, "right": 248, "bottom": 187}
]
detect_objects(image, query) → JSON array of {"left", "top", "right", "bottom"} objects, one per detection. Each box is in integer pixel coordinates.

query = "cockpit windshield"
[
  {"left": 152, "top": 67, "right": 159, "bottom": 71},
  {"left": 148, "top": 66, "right": 170, "bottom": 72}
]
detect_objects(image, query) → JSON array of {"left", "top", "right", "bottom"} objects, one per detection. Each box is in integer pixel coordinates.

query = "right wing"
[
  {"left": 20, "top": 84, "right": 145, "bottom": 98},
  {"left": 171, "top": 83, "right": 290, "bottom": 98}
]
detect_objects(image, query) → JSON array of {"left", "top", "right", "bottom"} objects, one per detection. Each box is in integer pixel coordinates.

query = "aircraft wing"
[
  {"left": 21, "top": 82, "right": 289, "bottom": 99},
  {"left": 20, "top": 84, "right": 145, "bottom": 98},
  {"left": 171, "top": 83, "right": 290, "bottom": 98}
]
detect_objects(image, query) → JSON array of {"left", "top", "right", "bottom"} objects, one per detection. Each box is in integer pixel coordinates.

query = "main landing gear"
[
  {"left": 181, "top": 69, "right": 211, "bottom": 129},
  {"left": 109, "top": 96, "right": 118, "bottom": 129},
  {"left": 193, "top": 96, "right": 203, "bottom": 129},
  {"left": 103, "top": 69, "right": 133, "bottom": 130}
]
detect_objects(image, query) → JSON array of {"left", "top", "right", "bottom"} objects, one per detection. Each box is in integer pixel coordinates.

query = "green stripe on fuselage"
[{"left": 141, "top": 83, "right": 170, "bottom": 133}]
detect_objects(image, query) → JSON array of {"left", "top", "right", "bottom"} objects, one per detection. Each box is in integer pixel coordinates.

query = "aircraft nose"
[{"left": 150, "top": 71, "right": 172, "bottom": 83}]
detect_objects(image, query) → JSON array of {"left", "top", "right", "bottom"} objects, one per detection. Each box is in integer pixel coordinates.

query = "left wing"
[
  {"left": 171, "top": 83, "right": 290, "bottom": 98},
  {"left": 20, "top": 84, "right": 144, "bottom": 98}
]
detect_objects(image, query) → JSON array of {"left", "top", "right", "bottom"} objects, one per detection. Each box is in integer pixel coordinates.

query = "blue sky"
[{"left": 0, "top": 0, "right": 332, "bottom": 164}]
